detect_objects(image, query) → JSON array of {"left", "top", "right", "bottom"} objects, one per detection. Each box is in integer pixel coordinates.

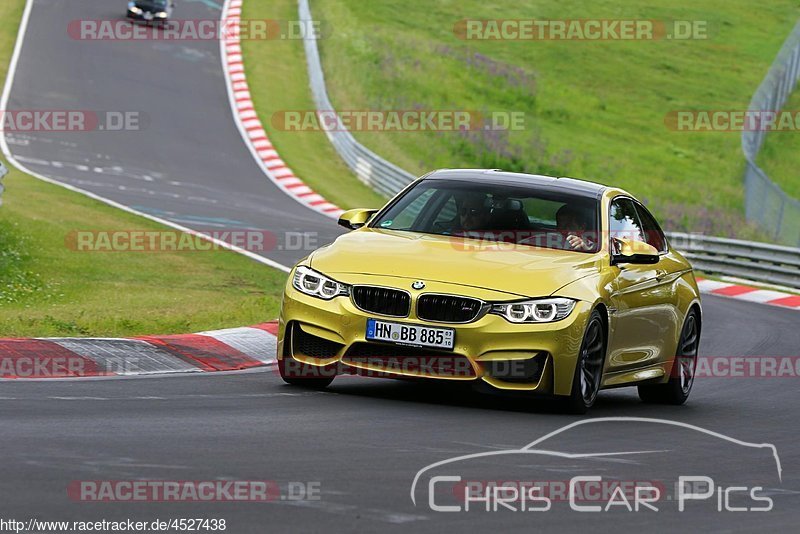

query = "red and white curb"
[
  {"left": 221, "top": 0, "right": 344, "bottom": 219},
  {"left": 696, "top": 277, "right": 800, "bottom": 310},
  {"left": 0, "top": 323, "right": 278, "bottom": 380}
]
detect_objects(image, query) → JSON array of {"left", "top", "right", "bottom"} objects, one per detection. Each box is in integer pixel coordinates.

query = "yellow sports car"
[{"left": 277, "top": 169, "right": 702, "bottom": 413}]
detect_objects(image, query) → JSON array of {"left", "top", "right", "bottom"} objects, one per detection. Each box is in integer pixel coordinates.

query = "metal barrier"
[
  {"left": 742, "top": 21, "right": 800, "bottom": 247},
  {"left": 667, "top": 232, "right": 800, "bottom": 289},
  {"left": 298, "top": 0, "right": 416, "bottom": 198}
]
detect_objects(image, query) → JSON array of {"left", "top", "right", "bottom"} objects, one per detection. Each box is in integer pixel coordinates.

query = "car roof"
[{"left": 424, "top": 169, "right": 607, "bottom": 199}]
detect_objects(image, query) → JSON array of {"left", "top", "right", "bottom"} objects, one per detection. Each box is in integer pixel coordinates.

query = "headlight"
[
  {"left": 491, "top": 298, "right": 576, "bottom": 323},
  {"left": 156, "top": 11, "right": 168, "bottom": 17},
  {"left": 292, "top": 266, "right": 349, "bottom": 300},
  {"left": 128, "top": 3, "right": 142, "bottom": 13}
]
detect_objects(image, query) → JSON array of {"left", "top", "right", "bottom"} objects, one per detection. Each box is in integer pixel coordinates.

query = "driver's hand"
[{"left": 566, "top": 234, "right": 588, "bottom": 251}]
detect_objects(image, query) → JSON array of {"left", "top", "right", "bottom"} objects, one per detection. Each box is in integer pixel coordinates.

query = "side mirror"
[
  {"left": 338, "top": 208, "right": 378, "bottom": 230},
  {"left": 611, "top": 238, "right": 660, "bottom": 265}
]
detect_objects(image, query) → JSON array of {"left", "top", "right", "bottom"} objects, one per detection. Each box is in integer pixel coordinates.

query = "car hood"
[{"left": 309, "top": 229, "right": 601, "bottom": 298}]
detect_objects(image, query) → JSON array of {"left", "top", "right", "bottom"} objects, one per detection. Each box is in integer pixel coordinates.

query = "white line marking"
[{"left": 0, "top": 0, "right": 291, "bottom": 274}]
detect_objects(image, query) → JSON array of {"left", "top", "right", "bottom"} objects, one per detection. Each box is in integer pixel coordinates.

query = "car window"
[
  {"left": 634, "top": 202, "right": 668, "bottom": 253},
  {"left": 379, "top": 187, "right": 436, "bottom": 230},
  {"left": 372, "top": 179, "right": 600, "bottom": 253},
  {"left": 432, "top": 194, "right": 458, "bottom": 229},
  {"left": 521, "top": 198, "right": 564, "bottom": 228},
  {"left": 609, "top": 198, "right": 645, "bottom": 250}
]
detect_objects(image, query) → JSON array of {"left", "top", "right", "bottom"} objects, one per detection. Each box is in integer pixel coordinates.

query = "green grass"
[
  {"left": 0, "top": 173, "right": 287, "bottom": 337},
  {"left": 246, "top": 0, "right": 799, "bottom": 239},
  {"left": 757, "top": 89, "right": 800, "bottom": 200},
  {"left": 0, "top": 0, "right": 286, "bottom": 337},
  {"left": 240, "top": 0, "right": 385, "bottom": 209}
]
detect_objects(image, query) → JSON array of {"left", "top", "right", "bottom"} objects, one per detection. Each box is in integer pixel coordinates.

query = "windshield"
[{"left": 371, "top": 179, "right": 600, "bottom": 253}]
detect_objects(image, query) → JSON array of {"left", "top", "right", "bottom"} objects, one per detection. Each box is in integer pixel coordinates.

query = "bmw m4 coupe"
[{"left": 277, "top": 169, "right": 702, "bottom": 413}]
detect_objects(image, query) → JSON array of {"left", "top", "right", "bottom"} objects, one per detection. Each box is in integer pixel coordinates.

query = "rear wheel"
[
  {"left": 564, "top": 310, "right": 606, "bottom": 414},
  {"left": 638, "top": 309, "right": 700, "bottom": 405}
]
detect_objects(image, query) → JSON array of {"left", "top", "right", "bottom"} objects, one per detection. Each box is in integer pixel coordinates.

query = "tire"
[
  {"left": 278, "top": 355, "right": 335, "bottom": 389},
  {"left": 563, "top": 310, "right": 606, "bottom": 414},
  {"left": 638, "top": 308, "right": 700, "bottom": 405}
]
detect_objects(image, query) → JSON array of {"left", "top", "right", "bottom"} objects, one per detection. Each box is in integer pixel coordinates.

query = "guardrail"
[
  {"left": 299, "top": 1, "right": 800, "bottom": 289},
  {"left": 667, "top": 232, "right": 800, "bottom": 289},
  {"left": 298, "top": 0, "right": 416, "bottom": 198},
  {"left": 742, "top": 20, "right": 800, "bottom": 247}
]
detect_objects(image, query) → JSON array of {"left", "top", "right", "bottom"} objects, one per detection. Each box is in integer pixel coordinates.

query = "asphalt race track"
[
  {"left": 3, "top": 0, "right": 342, "bottom": 268},
  {"left": 2, "top": 1, "right": 799, "bottom": 532}
]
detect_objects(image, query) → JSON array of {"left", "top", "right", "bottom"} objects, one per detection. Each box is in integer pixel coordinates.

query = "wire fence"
[{"left": 742, "top": 20, "right": 800, "bottom": 247}]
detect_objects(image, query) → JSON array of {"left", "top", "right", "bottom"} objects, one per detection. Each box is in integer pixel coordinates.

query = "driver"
[
  {"left": 556, "top": 204, "right": 595, "bottom": 251},
  {"left": 456, "top": 194, "right": 492, "bottom": 232}
]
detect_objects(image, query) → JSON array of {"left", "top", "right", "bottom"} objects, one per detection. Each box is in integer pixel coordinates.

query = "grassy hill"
[{"left": 245, "top": 0, "right": 798, "bottom": 239}]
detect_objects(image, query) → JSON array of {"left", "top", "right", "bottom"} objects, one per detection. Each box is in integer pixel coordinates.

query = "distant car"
[
  {"left": 126, "top": 0, "right": 174, "bottom": 23},
  {"left": 277, "top": 169, "right": 702, "bottom": 413}
]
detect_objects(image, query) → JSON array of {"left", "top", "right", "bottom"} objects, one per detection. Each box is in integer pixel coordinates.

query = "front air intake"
[
  {"left": 416, "top": 294, "right": 485, "bottom": 323},
  {"left": 351, "top": 286, "right": 411, "bottom": 317}
]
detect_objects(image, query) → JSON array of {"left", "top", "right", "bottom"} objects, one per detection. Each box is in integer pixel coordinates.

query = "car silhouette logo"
[{"left": 411, "top": 280, "right": 425, "bottom": 290}]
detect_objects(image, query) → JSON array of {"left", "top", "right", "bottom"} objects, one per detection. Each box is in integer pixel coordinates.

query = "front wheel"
[
  {"left": 563, "top": 310, "right": 606, "bottom": 414},
  {"left": 638, "top": 309, "right": 700, "bottom": 405},
  {"left": 278, "top": 356, "right": 335, "bottom": 389}
]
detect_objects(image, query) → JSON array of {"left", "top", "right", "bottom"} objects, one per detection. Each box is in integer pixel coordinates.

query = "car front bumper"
[
  {"left": 126, "top": 10, "right": 169, "bottom": 22},
  {"left": 277, "top": 273, "right": 593, "bottom": 396}
]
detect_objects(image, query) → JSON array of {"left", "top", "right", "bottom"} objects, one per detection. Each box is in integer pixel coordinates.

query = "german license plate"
[{"left": 366, "top": 319, "right": 454, "bottom": 350}]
